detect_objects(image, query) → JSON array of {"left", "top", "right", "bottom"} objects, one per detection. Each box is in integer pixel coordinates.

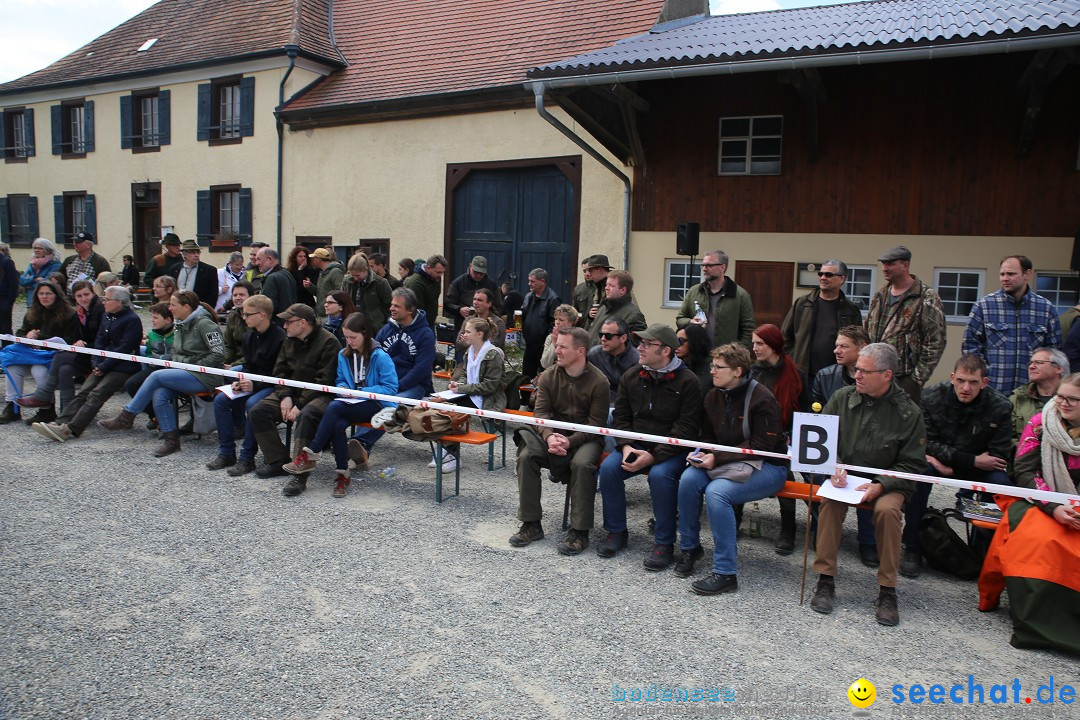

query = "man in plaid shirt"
[{"left": 962, "top": 255, "right": 1061, "bottom": 396}]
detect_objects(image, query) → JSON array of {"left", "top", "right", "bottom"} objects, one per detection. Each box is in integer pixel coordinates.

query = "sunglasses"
[
  {"left": 818, "top": 271, "right": 842, "bottom": 279},
  {"left": 599, "top": 332, "right": 625, "bottom": 340}
]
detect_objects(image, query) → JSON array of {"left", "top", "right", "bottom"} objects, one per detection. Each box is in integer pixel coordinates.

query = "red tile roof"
[
  {"left": 285, "top": 0, "right": 667, "bottom": 111},
  {"left": 0, "top": 0, "right": 341, "bottom": 94}
]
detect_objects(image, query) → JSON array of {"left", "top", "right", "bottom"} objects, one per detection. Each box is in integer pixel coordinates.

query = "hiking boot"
[
  {"left": 153, "top": 431, "right": 181, "bottom": 457},
  {"left": 691, "top": 572, "right": 738, "bottom": 595},
  {"left": 0, "top": 402, "right": 17, "bottom": 424},
  {"left": 282, "top": 476, "right": 307, "bottom": 497},
  {"left": 875, "top": 588, "right": 900, "bottom": 626},
  {"left": 673, "top": 545, "right": 705, "bottom": 578},
  {"left": 859, "top": 543, "right": 881, "bottom": 568},
  {"left": 348, "top": 439, "right": 369, "bottom": 471},
  {"left": 596, "top": 530, "right": 629, "bottom": 558},
  {"left": 644, "top": 543, "right": 674, "bottom": 572},
  {"left": 24, "top": 406, "right": 57, "bottom": 425},
  {"left": 226, "top": 458, "right": 257, "bottom": 477},
  {"left": 810, "top": 576, "right": 836, "bottom": 615},
  {"left": 255, "top": 462, "right": 287, "bottom": 479},
  {"left": 206, "top": 454, "right": 236, "bottom": 470},
  {"left": 98, "top": 409, "right": 136, "bottom": 431},
  {"left": 332, "top": 473, "right": 351, "bottom": 499},
  {"left": 34, "top": 421, "right": 72, "bottom": 442},
  {"left": 557, "top": 528, "right": 589, "bottom": 556},
  {"left": 774, "top": 526, "right": 796, "bottom": 555},
  {"left": 15, "top": 395, "right": 51, "bottom": 408},
  {"left": 146, "top": 417, "right": 158, "bottom": 431},
  {"left": 899, "top": 547, "right": 923, "bottom": 578},
  {"left": 508, "top": 521, "right": 544, "bottom": 547},
  {"left": 284, "top": 448, "right": 318, "bottom": 475}
]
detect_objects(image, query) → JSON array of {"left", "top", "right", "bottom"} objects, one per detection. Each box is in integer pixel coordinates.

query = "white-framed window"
[
  {"left": 10, "top": 112, "right": 27, "bottom": 157},
  {"left": 843, "top": 265, "right": 876, "bottom": 312},
  {"left": 219, "top": 83, "right": 241, "bottom": 139},
  {"left": 218, "top": 189, "right": 240, "bottom": 235},
  {"left": 663, "top": 258, "right": 703, "bottom": 309},
  {"left": 718, "top": 115, "right": 782, "bottom": 175},
  {"left": 935, "top": 268, "right": 985, "bottom": 323},
  {"left": 140, "top": 95, "right": 159, "bottom": 146},
  {"left": 1034, "top": 271, "right": 1080, "bottom": 315},
  {"left": 69, "top": 194, "right": 86, "bottom": 236}
]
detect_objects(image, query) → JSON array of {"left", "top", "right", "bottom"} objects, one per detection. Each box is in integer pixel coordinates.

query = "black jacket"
[
  {"left": 93, "top": 307, "right": 143, "bottom": 374},
  {"left": 921, "top": 380, "right": 1012, "bottom": 476},
  {"left": 242, "top": 323, "right": 287, "bottom": 390},
  {"left": 170, "top": 261, "right": 219, "bottom": 308},
  {"left": 613, "top": 363, "right": 702, "bottom": 463},
  {"left": 444, "top": 272, "right": 501, "bottom": 328}
]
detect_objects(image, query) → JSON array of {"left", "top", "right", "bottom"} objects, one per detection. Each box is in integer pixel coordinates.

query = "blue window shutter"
[
  {"left": 197, "top": 83, "right": 211, "bottom": 141},
  {"left": 28, "top": 196, "right": 39, "bottom": 237},
  {"left": 119, "top": 95, "right": 133, "bottom": 149},
  {"left": 0, "top": 112, "right": 6, "bottom": 157},
  {"left": 54, "top": 195, "right": 66, "bottom": 242},
  {"left": 238, "top": 187, "right": 252, "bottom": 243},
  {"left": 196, "top": 189, "right": 211, "bottom": 242},
  {"left": 85, "top": 195, "right": 97, "bottom": 236},
  {"left": 158, "top": 90, "right": 171, "bottom": 146},
  {"left": 24, "top": 109, "right": 35, "bottom": 157},
  {"left": 240, "top": 76, "right": 255, "bottom": 137},
  {"left": 0, "top": 199, "right": 9, "bottom": 242},
  {"left": 51, "top": 105, "right": 62, "bottom": 154},
  {"left": 83, "top": 101, "right": 94, "bottom": 153}
]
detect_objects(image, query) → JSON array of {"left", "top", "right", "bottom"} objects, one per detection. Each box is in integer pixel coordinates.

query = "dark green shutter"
[
  {"left": 158, "top": 90, "right": 171, "bottom": 146},
  {"left": 238, "top": 188, "right": 252, "bottom": 243},
  {"left": 82, "top": 101, "right": 94, "bottom": 153},
  {"left": 50, "top": 105, "right": 62, "bottom": 154},
  {"left": 0, "top": 112, "right": 6, "bottom": 158},
  {"left": 54, "top": 195, "right": 66, "bottom": 242},
  {"left": 84, "top": 195, "right": 96, "bottom": 236},
  {"left": 24, "top": 109, "right": 35, "bottom": 157},
  {"left": 120, "top": 95, "right": 133, "bottom": 149},
  {"left": 240, "top": 77, "right": 255, "bottom": 137},
  {"left": 197, "top": 84, "right": 211, "bottom": 140},
  {"left": 196, "top": 190, "right": 211, "bottom": 242},
  {"left": 27, "top": 196, "right": 39, "bottom": 237},
  {"left": 0, "top": 199, "right": 9, "bottom": 243}
]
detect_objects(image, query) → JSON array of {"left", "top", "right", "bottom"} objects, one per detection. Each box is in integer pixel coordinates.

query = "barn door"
[{"left": 735, "top": 261, "right": 795, "bottom": 328}]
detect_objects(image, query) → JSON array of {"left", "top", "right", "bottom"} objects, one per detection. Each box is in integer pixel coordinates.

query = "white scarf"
[
  {"left": 1038, "top": 399, "right": 1080, "bottom": 495},
  {"left": 466, "top": 340, "right": 495, "bottom": 408}
]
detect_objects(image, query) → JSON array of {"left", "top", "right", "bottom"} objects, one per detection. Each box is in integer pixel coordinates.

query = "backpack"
[{"left": 916, "top": 507, "right": 983, "bottom": 580}]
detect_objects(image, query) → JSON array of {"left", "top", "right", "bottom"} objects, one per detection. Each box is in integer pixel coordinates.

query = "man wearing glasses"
[
  {"left": 596, "top": 324, "right": 702, "bottom": 570},
  {"left": 588, "top": 318, "right": 641, "bottom": 453},
  {"left": 781, "top": 259, "right": 862, "bottom": 379},
  {"left": 810, "top": 343, "right": 926, "bottom": 626},
  {"left": 245, "top": 303, "right": 339, "bottom": 490},
  {"left": 676, "top": 250, "right": 755, "bottom": 349},
  {"left": 209, "top": 295, "right": 286, "bottom": 473}
]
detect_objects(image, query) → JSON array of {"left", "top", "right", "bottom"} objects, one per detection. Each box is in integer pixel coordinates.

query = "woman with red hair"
[{"left": 750, "top": 323, "right": 809, "bottom": 555}]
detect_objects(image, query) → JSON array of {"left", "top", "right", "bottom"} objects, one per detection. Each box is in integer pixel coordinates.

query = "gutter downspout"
[
  {"left": 531, "top": 82, "right": 632, "bottom": 271},
  {"left": 276, "top": 44, "right": 300, "bottom": 256}
]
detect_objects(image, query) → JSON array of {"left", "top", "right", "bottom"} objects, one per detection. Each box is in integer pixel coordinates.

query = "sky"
[{"left": 0, "top": 0, "right": 865, "bottom": 85}]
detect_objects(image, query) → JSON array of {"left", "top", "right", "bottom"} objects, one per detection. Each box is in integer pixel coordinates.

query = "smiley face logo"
[{"left": 848, "top": 678, "right": 876, "bottom": 708}]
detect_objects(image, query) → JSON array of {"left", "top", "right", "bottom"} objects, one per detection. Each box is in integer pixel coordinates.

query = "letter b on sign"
[{"left": 791, "top": 412, "right": 838, "bottom": 475}]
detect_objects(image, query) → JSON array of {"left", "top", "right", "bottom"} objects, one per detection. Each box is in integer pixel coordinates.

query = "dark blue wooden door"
[{"left": 451, "top": 165, "right": 575, "bottom": 302}]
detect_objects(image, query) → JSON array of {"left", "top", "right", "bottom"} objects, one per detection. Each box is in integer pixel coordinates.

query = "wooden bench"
[{"left": 777, "top": 480, "right": 874, "bottom": 511}]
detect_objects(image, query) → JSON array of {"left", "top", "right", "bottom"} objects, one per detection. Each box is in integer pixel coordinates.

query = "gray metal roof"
[{"left": 528, "top": 0, "right": 1080, "bottom": 80}]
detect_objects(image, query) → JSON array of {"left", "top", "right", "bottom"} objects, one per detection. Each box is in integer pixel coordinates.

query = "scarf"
[
  {"left": 1037, "top": 400, "right": 1080, "bottom": 495},
  {"left": 31, "top": 256, "right": 49, "bottom": 271},
  {"left": 466, "top": 340, "right": 495, "bottom": 408},
  {"left": 640, "top": 356, "right": 683, "bottom": 380}
]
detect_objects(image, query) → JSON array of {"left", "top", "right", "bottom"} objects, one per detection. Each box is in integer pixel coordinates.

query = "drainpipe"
[
  {"left": 276, "top": 44, "right": 300, "bottom": 256},
  {"left": 531, "top": 82, "right": 632, "bottom": 271}
]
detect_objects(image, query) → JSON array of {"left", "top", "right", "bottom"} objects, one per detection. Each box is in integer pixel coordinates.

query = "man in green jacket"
[
  {"left": 810, "top": 342, "right": 927, "bottom": 627},
  {"left": 310, "top": 248, "right": 344, "bottom": 319},
  {"left": 572, "top": 254, "right": 612, "bottom": 331},
  {"left": 588, "top": 270, "right": 647, "bottom": 347},
  {"left": 780, "top": 259, "right": 863, "bottom": 378},
  {"left": 675, "top": 249, "right": 754, "bottom": 348},
  {"left": 404, "top": 254, "right": 447, "bottom": 329}
]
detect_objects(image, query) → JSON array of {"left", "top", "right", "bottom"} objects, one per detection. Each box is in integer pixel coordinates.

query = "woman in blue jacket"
[
  {"left": 283, "top": 312, "right": 398, "bottom": 498},
  {"left": 18, "top": 238, "right": 63, "bottom": 306}
]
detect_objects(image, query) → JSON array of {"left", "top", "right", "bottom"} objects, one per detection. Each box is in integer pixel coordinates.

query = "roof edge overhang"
[
  {"left": 527, "top": 29, "right": 1080, "bottom": 89},
  {"left": 0, "top": 47, "right": 345, "bottom": 99},
  {"left": 280, "top": 84, "right": 534, "bottom": 129}
]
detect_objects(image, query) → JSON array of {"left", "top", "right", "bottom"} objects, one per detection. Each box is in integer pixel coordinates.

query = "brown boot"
[
  {"left": 98, "top": 409, "right": 136, "bottom": 431},
  {"left": 153, "top": 431, "right": 181, "bottom": 457}
]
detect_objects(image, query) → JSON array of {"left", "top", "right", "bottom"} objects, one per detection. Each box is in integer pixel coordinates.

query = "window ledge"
[
  {"left": 132, "top": 145, "right": 160, "bottom": 154},
  {"left": 208, "top": 137, "right": 242, "bottom": 147}
]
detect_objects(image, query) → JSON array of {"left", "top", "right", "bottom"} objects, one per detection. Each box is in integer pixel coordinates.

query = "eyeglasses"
[
  {"left": 1029, "top": 360, "right": 1054, "bottom": 367},
  {"left": 818, "top": 271, "right": 842, "bottom": 279},
  {"left": 701, "top": 263, "right": 722, "bottom": 269},
  {"left": 637, "top": 340, "right": 662, "bottom": 349},
  {"left": 598, "top": 332, "right": 625, "bottom": 340},
  {"left": 283, "top": 317, "right": 303, "bottom": 325},
  {"left": 853, "top": 367, "right": 887, "bottom": 376},
  {"left": 710, "top": 364, "right": 733, "bottom": 371},
  {"left": 1054, "top": 394, "right": 1080, "bottom": 407},
  {"left": 325, "top": 299, "right": 339, "bottom": 306},
  {"left": 242, "top": 311, "right": 262, "bottom": 318}
]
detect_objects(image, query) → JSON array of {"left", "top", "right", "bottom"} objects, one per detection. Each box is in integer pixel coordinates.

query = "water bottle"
[
  {"left": 748, "top": 502, "right": 762, "bottom": 538},
  {"left": 693, "top": 301, "right": 707, "bottom": 324},
  {"left": 379, "top": 466, "right": 396, "bottom": 478}
]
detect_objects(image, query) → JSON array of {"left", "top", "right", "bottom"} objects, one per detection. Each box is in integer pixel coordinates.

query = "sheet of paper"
[
  {"left": 216, "top": 384, "right": 251, "bottom": 400},
  {"left": 434, "top": 390, "right": 465, "bottom": 399},
  {"left": 335, "top": 396, "right": 368, "bottom": 404},
  {"left": 814, "top": 473, "right": 871, "bottom": 505}
]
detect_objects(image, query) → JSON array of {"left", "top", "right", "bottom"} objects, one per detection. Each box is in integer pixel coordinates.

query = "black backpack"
[{"left": 916, "top": 507, "right": 983, "bottom": 580}]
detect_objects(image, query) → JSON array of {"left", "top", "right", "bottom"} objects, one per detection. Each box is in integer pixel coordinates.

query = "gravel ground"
[{"left": 1, "top": 308, "right": 1076, "bottom": 719}]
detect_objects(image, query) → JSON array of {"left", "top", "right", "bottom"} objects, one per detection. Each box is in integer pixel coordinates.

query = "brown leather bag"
[{"left": 406, "top": 407, "right": 470, "bottom": 436}]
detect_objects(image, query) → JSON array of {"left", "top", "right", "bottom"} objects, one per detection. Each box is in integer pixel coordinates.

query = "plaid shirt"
[{"left": 961, "top": 288, "right": 1061, "bottom": 395}]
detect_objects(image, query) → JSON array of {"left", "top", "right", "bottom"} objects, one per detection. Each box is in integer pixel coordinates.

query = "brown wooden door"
[{"left": 735, "top": 261, "right": 794, "bottom": 328}]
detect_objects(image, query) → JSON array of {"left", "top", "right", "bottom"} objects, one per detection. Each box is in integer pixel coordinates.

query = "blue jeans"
[
  {"left": 309, "top": 399, "right": 382, "bottom": 469},
  {"left": 351, "top": 385, "right": 426, "bottom": 449},
  {"left": 124, "top": 369, "right": 208, "bottom": 434},
  {"left": 598, "top": 450, "right": 689, "bottom": 545},
  {"left": 902, "top": 466, "right": 1012, "bottom": 550},
  {"left": 213, "top": 386, "right": 273, "bottom": 459},
  {"left": 679, "top": 463, "right": 787, "bottom": 574}
]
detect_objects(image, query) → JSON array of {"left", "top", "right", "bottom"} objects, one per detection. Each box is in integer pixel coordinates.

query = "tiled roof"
[
  {"left": 529, "top": 0, "right": 1080, "bottom": 78},
  {"left": 0, "top": 0, "right": 340, "bottom": 94},
  {"left": 284, "top": 0, "right": 667, "bottom": 111}
]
